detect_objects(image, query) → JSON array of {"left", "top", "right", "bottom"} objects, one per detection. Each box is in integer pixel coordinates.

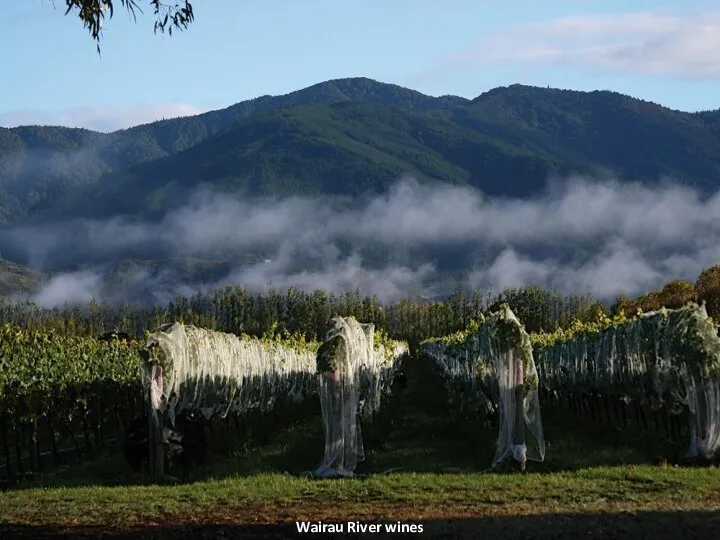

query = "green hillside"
[{"left": 0, "top": 78, "right": 718, "bottom": 222}]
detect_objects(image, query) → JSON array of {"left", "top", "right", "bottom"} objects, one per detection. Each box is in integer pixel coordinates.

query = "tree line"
[
  {"left": 611, "top": 265, "right": 720, "bottom": 321},
  {"left": 0, "top": 264, "right": 717, "bottom": 348}
]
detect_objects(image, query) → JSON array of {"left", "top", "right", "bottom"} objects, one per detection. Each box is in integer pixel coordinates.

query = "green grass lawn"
[{"left": 1, "top": 355, "right": 718, "bottom": 539}]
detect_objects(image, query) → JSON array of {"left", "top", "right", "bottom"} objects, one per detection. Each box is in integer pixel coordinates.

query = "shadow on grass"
[{"left": 1, "top": 510, "right": 718, "bottom": 539}]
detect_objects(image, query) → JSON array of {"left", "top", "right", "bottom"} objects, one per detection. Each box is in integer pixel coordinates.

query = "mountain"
[
  {"left": 1, "top": 77, "right": 719, "bottom": 302},
  {"left": 1, "top": 77, "right": 719, "bottom": 223},
  {"left": 0, "top": 78, "right": 467, "bottom": 220}
]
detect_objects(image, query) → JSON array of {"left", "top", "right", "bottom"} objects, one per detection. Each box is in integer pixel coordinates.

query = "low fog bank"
[{"left": 2, "top": 175, "right": 719, "bottom": 308}]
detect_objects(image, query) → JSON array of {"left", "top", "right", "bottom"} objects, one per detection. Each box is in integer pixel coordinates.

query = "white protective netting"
[
  {"left": 143, "top": 323, "right": 317, "bottom": 426},
  {"left": 534, "top": 304, "right": 720, "bottom": 459},
  {"left": 421, "top": 305, "right": 545, "bottom": 470},
  {"left": 314, "top": 317, "right": 407, "bottom": 477}
]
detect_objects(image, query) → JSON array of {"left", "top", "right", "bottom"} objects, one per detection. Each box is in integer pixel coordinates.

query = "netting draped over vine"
[
  {"left": 143, "top": 323, "right": 317, "bottom": 426},
  {"left": 421, "top": 306, "right": 545, "bottom": 469},
  {"left": 140, "top": 320, "right": 407, "bottom": 477},
  {"left": 314, "top": 317, "right": 406, "bottom": 477},
  {"left": 533, "top": 304, "right": 720, "bottom": 458}
]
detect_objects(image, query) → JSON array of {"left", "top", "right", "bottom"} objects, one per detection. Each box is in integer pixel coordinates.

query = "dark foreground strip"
[{"left": 2, "top": 510, "right": 719, "bottom": 540}]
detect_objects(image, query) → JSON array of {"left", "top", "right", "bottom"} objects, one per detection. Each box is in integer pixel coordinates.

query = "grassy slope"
[{"left": 1, "top": 354, "right": 719, "bottom": 538}]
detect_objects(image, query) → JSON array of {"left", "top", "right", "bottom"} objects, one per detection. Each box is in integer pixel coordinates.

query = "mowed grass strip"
[{"left": 1, "top": 466, "right": 719, "bottom": 529}]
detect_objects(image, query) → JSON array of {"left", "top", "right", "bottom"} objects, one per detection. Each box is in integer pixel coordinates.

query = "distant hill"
[
  {"left": 0, "top": 258, "right": 44, "bottom": 296},
  {"left": 0, "top": 78, "right": 467, "bottom": 220},
  {"left": 0, "top": 77, "right": 718, "bottom": 222},
  {"left": 1, "top": 77, "right": 719, "bottom": 300}
]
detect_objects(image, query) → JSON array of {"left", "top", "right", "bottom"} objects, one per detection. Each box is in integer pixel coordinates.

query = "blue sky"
[{"left": 2, "top": 0, "right": 719, "bottom": 131}]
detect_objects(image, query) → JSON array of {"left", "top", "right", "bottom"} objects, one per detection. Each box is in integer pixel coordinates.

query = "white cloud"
[
  {"left": 469, "top": 241, "right": 663, "bottom": 299},
  {"left": 5, "top": 176, "right": 720, "bottom": 307},
  {"left": 0, "top": 104, "right": 207, "bottom": 132},
  {"left": 32, "top": 271, "right": 102, "bottom": 308},
  {"left": 467, "top": 10, "right": 720, "bottom": 78}
]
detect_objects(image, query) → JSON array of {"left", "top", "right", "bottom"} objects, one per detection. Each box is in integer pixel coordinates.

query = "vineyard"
[{"left": 1, "top": 283, "right": 720, "bottom": 538}]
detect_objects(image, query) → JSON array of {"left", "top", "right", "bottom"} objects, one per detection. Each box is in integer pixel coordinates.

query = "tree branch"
[{"left": 61, "top": 1, "right": 194, "bottom": 52}]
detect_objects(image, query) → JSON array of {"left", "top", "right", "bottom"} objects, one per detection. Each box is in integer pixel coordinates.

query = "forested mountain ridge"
[{"left": 0, "top": 77, "right": 718, "bottom": 221}]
